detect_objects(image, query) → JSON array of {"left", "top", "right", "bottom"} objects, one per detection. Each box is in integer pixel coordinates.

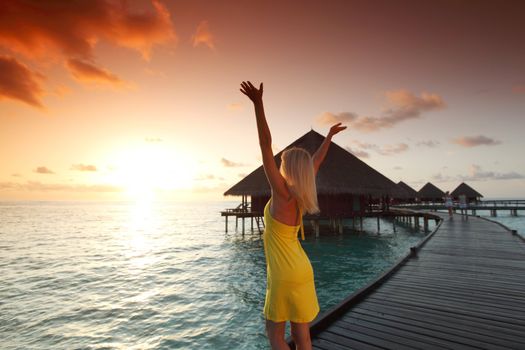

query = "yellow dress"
[{"left": 263, "top": 199, "right": 320, "bottom": 323}]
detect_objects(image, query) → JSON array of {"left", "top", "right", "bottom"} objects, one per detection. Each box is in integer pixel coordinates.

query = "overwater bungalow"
[
  {"left": 222, "top": 130, "right": 403, "bottom": 233},
  {"left": 451, "top": 182, "right": 483, "bottom": 203},
  {"left": 417, "top": 182, "right": 446, "bottom": 203},
  {"left": 396, "top": 181, "right": 418, "bottom": 203}
]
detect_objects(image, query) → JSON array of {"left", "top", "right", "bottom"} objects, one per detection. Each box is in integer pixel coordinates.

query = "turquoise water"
[
  {"left": 471, "top": 209, "right": 525, "bottom": 238},
  {"left": 2, "top": 200, "right": 434, "bottom": 349}
]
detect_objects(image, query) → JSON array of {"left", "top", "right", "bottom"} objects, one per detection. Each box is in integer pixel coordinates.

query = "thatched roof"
[
  {"left": 451, "top": 182, "right": 483, "bottom": 198},
  {"left": 397, "top": 181, "right": 418, "bottom": 198},
  {"left": 417, "top": 182, "right": 446, "bottom": 199},
  {"left": 224, "top": 130, "right": 402, "bottom": 197}
]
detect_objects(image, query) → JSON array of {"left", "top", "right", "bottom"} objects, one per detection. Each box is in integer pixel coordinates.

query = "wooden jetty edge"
[{"left": 287, "top": 212, "right": 525, "bottom": 349}]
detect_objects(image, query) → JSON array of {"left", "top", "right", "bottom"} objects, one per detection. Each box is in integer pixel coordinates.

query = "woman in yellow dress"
[{"left": 240, "top": 81, "right": 346, "bottom": 350}]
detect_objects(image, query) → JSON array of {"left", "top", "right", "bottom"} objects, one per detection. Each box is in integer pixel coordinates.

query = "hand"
[
  {"left": 328, "top": 122, "right": 347, "bottom": 137},
  {"left": 240, "top": 81, "right": 263, "bottom": 104}
]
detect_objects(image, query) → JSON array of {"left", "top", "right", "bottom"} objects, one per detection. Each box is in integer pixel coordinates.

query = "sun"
[{"left": 106, "top": 144, "right": 196, "bottom": 200}]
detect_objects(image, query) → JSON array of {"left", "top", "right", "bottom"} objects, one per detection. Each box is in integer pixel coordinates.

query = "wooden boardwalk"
[{"left": 302, "top": 213, "right": 525, "bottom": 350}]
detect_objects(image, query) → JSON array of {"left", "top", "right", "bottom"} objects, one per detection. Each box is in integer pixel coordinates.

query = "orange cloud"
[
  {"left": 350, "top": 140, "right": 409, "bottom": 156},
  {"left": 34, "top": 166, "right": 54, "bottom": 174},
  {"left": 317, "top": 90, "right": 445, "bottom": 132},
  {"left": 0, "top": 181, "right": 121, "bottom": 192},
  {"left": 66, "top": 59, "right": 123, "bottom": 86},
  {"left": 0, "top": 55, "right": 44, "bottom": 108},
  {"left": 317, "top": 112, "right": 357, "bottom": 125},
  {"left": 0, "top": 1, "right": 175, "bottom": 106},
  {"left": 221, "top": 158, "right": 245, "bottom": 167},
  {"left": 71, "top": 164, "right": 97, "bottom": 172},
  {"left": 228, "top": 103, "right": 243, "bottom": 111},
  {"left": 344, "top": 146, "right": 370, "bottom": 158},
  {"left": 378, "top": 143, "right": 409, "bottom": 156},
  {"left": 452, "top": 135, "right": 501, "bottom": 147},
  {"left": 192, "top": 20, "right": 215, "bottom": 50},
  {"left": 512, "top": 84, "right": 525, "bottom": 94},
  {"left": 0, "top": 0, "right": 176, "bottom": 60},
  {"left": 145, "top": 137, "right": 163, "bottom": 143}
]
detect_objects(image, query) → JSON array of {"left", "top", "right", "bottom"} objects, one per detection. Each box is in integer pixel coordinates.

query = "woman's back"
[{"left": 263, "top": 199, "right": 319, "bottom": 322}]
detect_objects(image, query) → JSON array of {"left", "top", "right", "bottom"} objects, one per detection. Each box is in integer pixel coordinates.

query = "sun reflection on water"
[{"left": 123, "top": 199, "right": 161, "bottom": 269}]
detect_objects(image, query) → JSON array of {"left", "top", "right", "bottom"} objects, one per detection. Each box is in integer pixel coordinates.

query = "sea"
[{"left": 0, "top": 200, "right": 522, "bottom": 350}]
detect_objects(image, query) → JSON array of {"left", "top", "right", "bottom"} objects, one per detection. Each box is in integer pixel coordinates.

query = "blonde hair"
[{"left": 280, "top": 147, "right": 320, "bottom": 214}]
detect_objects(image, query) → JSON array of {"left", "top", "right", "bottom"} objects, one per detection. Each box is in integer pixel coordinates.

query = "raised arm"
[
  {"left": 312, "top": 123, "right": 347, "bottom": 174},
  {"left": 240, "top": 81, "right": 288, "bottom": 198}
]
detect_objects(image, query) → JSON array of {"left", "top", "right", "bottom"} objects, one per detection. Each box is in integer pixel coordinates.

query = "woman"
[
  {"left": 444, "top": 191, "right": 454, "bottom": 218},
  {"left": 240, "top": 81, "right": 346, "bottom": 349}
]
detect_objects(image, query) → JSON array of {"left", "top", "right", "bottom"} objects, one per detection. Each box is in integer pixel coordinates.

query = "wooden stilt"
[
  {"left": 360, "top": 217, "right": 363, "bottom": 232},
  {"left": 225, "top": 216, "right": 228, "bottom": 233},
  {"left": 393, "top": 217, "right": 396, "bottom": 233},
  {"left": 377, "top": 216, "right": 380, "bottom": 233}
]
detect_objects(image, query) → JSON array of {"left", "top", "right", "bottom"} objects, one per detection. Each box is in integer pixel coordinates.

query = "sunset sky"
[{"left": 1, "top": 0, "right": 524, "bottom": 201}]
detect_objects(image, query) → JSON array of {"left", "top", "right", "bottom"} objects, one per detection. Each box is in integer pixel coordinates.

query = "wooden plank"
[
  {"left": 376, "top": 283, "right": 525, "bottom": 311},
  {"left": 338, "top": 315, "right": 478, "bottom": 350},
  {"left": 327, "top": 324, "right": 421, "bottom": 350},
  {"left": 331, "top": 319, "right": 445, "bottom": 350},
  {"left": 355, "top": 302, "right": 525, "bottom": 345},
  {"left": 349, "top": 306, "right": 523, "bottom": 349},
  {"left": 366, "top": 293, "right": 525, "bottom": 326},
  {"left": 316, "top": 330, "right": 383, "bottom": 350},
  {"left": 312, "top": 337, "right": 352, "bottom": 350},
  {"left": 386, "top": 277, "right": 525, "bottom": 301},
  {"left": 363, "top": 297, "right": 525, "bottom": 334}
]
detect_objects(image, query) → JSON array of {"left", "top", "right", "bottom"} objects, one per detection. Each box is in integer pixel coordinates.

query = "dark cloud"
[
  {"left": 34, "top": 166, "right": 54, "bottom": 174},
  {"left": 317, "top": 90, "right": 445, "bottom": 132},
  {"left": 462, "top": 164, "right": 524, "bottom": 181},
  {"left": 221, "top": 158, "right": 245, "bottom": 167},
  {"left": 71, "top": 164, "right": 97, "bottom": 172},
  {"left": 416, "top": 140, "right": 440, "bottom": 148},
  {"left": 432, "top": 164, "right": 524, "bottom": 183},
  {"left": 452, "top": 135, "right": 501, "bottom": 147},
  {"left": 431, "top": 173, "right": 454, "bottom": 182},
  {"left": 66, "top": 59, "right": 123, "bottom": 86},
  {"left": 0, "top": 55, "right": 44, "bottom": 108}
]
